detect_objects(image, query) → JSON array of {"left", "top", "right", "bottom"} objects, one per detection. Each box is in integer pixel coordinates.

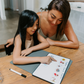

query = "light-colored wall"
[
  {"left": 69, "top": 2, "right": 84, "bottom": 43},
  {"left": 34, "top": 0, "right": 39, "bottom": 12},
  {"left": 25, "top": 0, "right": 34, "bottom": 10},
  {"left": 0, "top": 0, "right": 6, "bottom": 20},
  {"left": 70, "top": 2, "right": 84, "bottom": 12},
  {"left": 18, "top": 0, "right": 34, "bottom": 13},
  {"left": 39, "top": 0, "right": 51, "bottom": 9},
  {"left": 4, "top": 0, "right": 10, "bottom": 8},
  {"left": 10, "top": 0, "right": 13, "bottom": 10},
  {"left": 34, "top": 0, "right": 52, "bottom": 12},
  {"left": 4, "top": 0, "right": 52, "bottom": 13},
  {"left": 18, "top": 0, "right": 25, "bottom": 13},
  {"left": 12, "top": 0, "right": 19, "bottom": 10},
  {"left": 4, "top": 0, "right": 19, "bottom": 11}
]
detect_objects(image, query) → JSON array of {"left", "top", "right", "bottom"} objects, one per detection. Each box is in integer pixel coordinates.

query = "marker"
[{"left": 9, "top": 68, "right": 26, "bottom": 78}]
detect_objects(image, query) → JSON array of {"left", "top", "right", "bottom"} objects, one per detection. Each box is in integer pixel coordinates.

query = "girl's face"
[
  {"left": 26, "top": 19, "right": 38, "bottom": 35},
  {"left": 47, "top": 9, "right": 63, "bottom": 26}
]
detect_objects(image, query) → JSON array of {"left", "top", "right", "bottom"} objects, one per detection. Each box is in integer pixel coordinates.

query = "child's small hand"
[
  {"left": 40, "top": 56, "right": 57, "bottom": 64},
  {"left": 21, "top": 48, "right": 33, "bottom": 56}
]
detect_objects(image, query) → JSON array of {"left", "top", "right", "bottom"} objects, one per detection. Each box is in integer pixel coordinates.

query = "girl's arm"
[
  {"left": 47, "top": 20, "right": 79, "bottom": 49},
  {"left": 21, "top": 32, "right": 50, "bottom": 56},
  {"left": 13, "top": 34, "right": 55, "bottom": 65},
  {"left": 30, "top": 32, "right": 50, "bottom": 51}
]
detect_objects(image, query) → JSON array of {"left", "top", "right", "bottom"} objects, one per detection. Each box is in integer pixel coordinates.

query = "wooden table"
[{"left": 0, "top": 42, "right": 84, "bottom": 84}]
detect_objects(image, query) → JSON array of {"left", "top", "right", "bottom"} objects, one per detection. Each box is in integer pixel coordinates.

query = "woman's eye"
[
  {"left": 51, "top": 16, "right": 55, "bottom": 19},
  {"left": 58, "top": 19, "right": 63, "bottom": 21}
]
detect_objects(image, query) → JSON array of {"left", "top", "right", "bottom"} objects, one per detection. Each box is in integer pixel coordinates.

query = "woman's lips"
[{"left": 51, "top": 23, "right": 55, "bottom": 26}]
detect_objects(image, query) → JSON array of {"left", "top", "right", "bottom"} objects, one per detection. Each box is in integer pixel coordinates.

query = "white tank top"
[{"left": 25, "top": 36, "right": 34, "bottom": 49}]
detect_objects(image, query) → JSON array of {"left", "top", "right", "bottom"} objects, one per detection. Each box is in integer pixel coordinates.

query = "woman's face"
[
  {"left": 26, "top": 19, "right": 38, "bottom": 35},
  {"left": 47, "top": 9, "right": 63, "bottom": 26}
]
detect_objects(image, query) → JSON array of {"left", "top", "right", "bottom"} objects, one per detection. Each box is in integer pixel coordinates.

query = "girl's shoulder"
[{"left": 15, "top": 34, "right": 22, "bottom": 45}]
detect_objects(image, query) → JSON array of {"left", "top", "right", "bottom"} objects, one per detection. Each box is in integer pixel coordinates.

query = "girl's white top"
[{"left": 25, "top": 36, "right": 34, "bottom": 49}]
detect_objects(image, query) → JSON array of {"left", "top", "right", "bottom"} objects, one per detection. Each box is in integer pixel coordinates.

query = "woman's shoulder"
[
  {"left": 37, "top": 11, "right": 47, "bottom": 18},
  {"left": 37, "top": 12, "right": 41, "bottom": 16}
]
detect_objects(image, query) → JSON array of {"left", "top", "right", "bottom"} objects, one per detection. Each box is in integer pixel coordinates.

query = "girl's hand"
[
  {"left": 21, "top": 48, "right": 33, "bottom": 56},
  {"left": 6, "top": 38, "right": 14, "bottom": 47},
  {"left": 40, "top": 56, "right": 57, "bottom": 64}
]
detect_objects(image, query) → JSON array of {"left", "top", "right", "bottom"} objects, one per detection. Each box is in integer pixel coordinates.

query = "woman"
[
  {"left": 6, "top": 0, "right": 79, "bottom": 49},
  {"left": 12, "top": 10, "right": 56, "bottom": 65}
]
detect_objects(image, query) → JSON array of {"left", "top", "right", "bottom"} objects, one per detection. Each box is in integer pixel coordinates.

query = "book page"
[{"left": 33, "top": 53, "right": 70, "bottom": 84}]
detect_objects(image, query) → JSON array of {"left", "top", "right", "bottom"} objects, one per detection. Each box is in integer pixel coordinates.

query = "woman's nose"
[{"left": 53, "top": 19, "right": 57, "bottom": 25}]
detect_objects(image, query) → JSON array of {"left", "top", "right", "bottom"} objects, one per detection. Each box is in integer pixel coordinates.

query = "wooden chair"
[
  {"left": 0, "top": 44, "right": 14, "bottom": 55},
  {"left": 0, "top": 44, "right": 5, "bottom": 52}
]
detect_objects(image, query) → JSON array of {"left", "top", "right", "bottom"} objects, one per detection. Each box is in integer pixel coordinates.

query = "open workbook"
[
  {"left": 10, "top": 50, "right": 72, "bottom": 84},
  {"left": 33, "top": 53, "right": 72, "bottom": 84}
]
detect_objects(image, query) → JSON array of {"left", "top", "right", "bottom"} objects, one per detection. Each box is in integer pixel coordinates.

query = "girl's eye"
[
  {"left": 36, "top": 24, "right": 39, "bottom": 26},
  {"left": 37, "top": 23, "right": 38, "bottom": 25}
]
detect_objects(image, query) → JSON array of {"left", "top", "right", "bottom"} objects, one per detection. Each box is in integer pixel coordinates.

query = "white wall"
[
  {"left": 25, "top": 0, "right": 34, "bottom": 10},
  {"left": 34, "top": 0, "right": 39, "bottom": 12},
  {"left": 39, "top": 0, "right": 52, "bottom": 9},
  {"left": 4, "top": 0, "right": 10, "bottom": 8},
  {"left": 18, "top": 0, "right": 52, "bottom": 13},
  {"left": 4, "top": 0, "right": 19, "bottom": 11},
  {"left": 34, "top": 0, "right": 52, "bottom": 12},
  {"left": 10, "top": 0, "right": 19, "bottom": 11},
  {"left": 10, "top": 0, "right": 13, "bottom": 10},
  {"left": 70, "top": 2, "right": 84, "bottom": 12},
  {"left": 0, "top": 0, "right": 6, "bottom": 20},
  {"left": 18, "top": 0, "right": 25, "bottom": 13},
  {"left": 18, "top": 0, "right": 34, "bottom": 13}
]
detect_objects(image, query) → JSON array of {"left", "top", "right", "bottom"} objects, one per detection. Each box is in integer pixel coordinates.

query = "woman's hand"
[
  {"left": 40, "top": 56, "right": 57, "bottom": 64},
  {"left": 21, "top": 48, "right": 33, "bottom": 56},
  {"left": 6, "top": 38, "right": 14, "bottom": 47},
  {"left": 46, "top": 38, "right": 55, "bottom": 46}
]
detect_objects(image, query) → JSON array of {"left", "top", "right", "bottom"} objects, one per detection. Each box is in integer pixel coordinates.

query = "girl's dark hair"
[
  {"left": 14, "top": 10, "right": 39, "bottom": 50},
  {"left": 41, "top": 0, "right": 71, "bottom": 36}
]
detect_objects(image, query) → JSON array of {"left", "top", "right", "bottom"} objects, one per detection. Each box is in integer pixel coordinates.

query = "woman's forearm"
[
  {"left": 46, "top": 38, "right": 79, "bottom": 49},
  {"left": 53, "top": 40, "right": 79, "bottom": 49}
]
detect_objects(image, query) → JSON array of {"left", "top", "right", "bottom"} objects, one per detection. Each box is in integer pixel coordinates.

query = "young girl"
[{"left": 13, "top": 10, "right": 56, "bottom": 65}]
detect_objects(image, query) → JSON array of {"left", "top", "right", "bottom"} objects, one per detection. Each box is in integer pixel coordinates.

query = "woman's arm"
[
  {"left": 13, "top": 34, "right": 56, "bottom": 65},
  {"left": 47, "top": 20, "right": 79, "bottom": 49},
  {"left": 6, "top": 38, "right": 14, "bottom": 47}
]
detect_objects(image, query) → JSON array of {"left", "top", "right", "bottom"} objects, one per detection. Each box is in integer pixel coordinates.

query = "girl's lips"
[{"left": 32, "top": 31, "right": 35, "bottom": 33}]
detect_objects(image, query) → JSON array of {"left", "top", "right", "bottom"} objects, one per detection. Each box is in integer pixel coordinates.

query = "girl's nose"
[{"left": 34, "top": 26, "right": 37, "bottom": 30}]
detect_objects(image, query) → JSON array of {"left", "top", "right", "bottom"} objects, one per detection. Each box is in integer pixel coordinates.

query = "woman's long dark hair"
[
  {"left": 41, "top": 0, "right": 71, "bottom": 36},
  {"left": 14, "top": 10, "right": 39, "bottom": 50}
]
